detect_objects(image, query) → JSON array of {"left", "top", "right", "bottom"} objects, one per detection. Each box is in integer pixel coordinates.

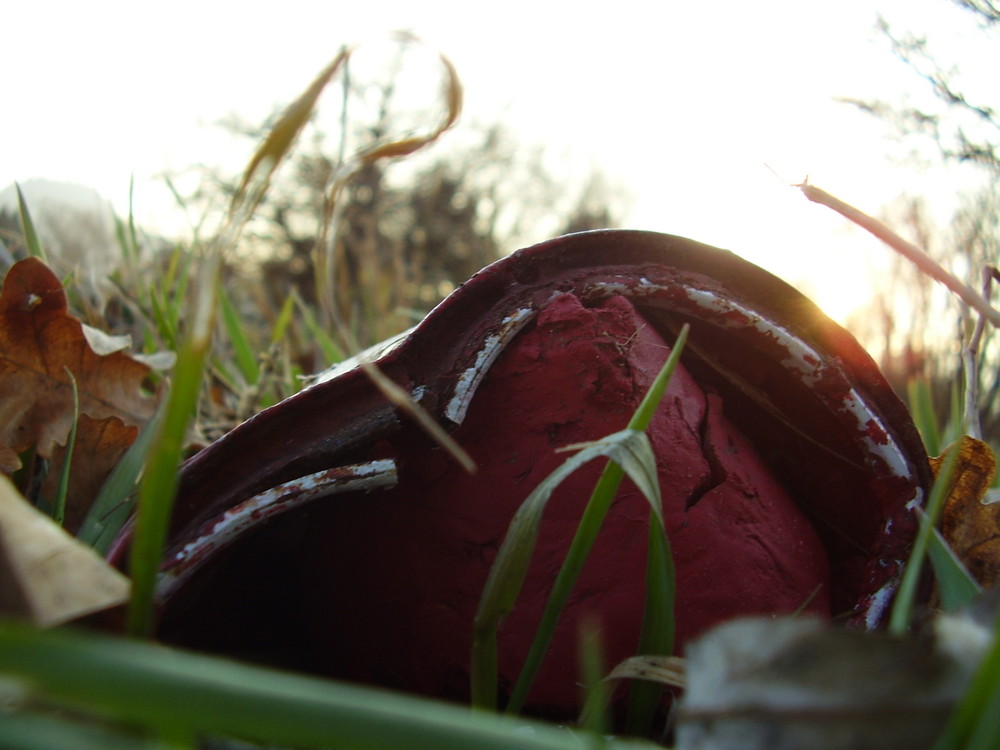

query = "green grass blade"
[
  {"left": 52, "top": 370, "right": 80, "bottom": 527},
  {"left": 889, "top": 444, "right": 960, "bottom": 635},
  {"left": 0, "top": 622, "right": 657, "bottom": 750},
  {"left": 126, "top": 175, "right": 142, "bottom": 267},
  {"left": 622, "top": 325, "right": 688, "bottom": 735},
  {"left": 626, "top": 504, "right": 675, "bottom": 735},
  {"left": 500, "top": 455, "right": 623, "bottom": 717},
  {"left": 15, "top": 183, "right": 46, "bottom": 261},
  {"left": 0, "top": 710, "right": 158, "bottom": 750},
  {"left": 295, "top": 289, "right": 344, "bottom": 364},
  {"left": 470, "top": 429, "right": 648, "bottom": 710},
  {"left": 908, "top": 379, "right": 942, "bottom": 456},
  {"left": 629, "top": 324, "right": 689, "bottom": 432},
  {"left": 577, "top": 619, "right": 611, "bottom": 739},
  {"left": 168, "top": 252, "right": 193, "bottom": 337},
  {"left": 219, "top": 285, "right": 260, "bottom": 385},
  {"left": 926, "top": 522, "right": 981, "bottom": 612},
  {"left": 124, "top": 46, "right": 394, "bottom": 636},
  {"left": 77, "top": 400, "right": 167, "bottom": 554},
  {"left": 113, "top": 214, "right": 130, "bottom": 267},
  {"left": 486, "top": 326, "right": 688, "bottom": 713},
  {"left": 270, "top": 291, "right": 297, "bottom": 346},
  {"left": 506, "top": 328, "right": 687, "bottom": 717},
  {"left": 126, "top": 255, "right": 220, "bottom": 637}
]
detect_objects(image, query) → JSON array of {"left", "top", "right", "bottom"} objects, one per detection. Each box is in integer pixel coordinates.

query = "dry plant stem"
[
  {"left": 963, "top": 267, "right": 999, "bottom": 440},
  {"left": 799, "top": 183, "right": 1000, "bottom": 329},
  {"left": 358, "top": 360, "right": 476, "bottom": 474},
  {"left": 307, "top": 36, "right": 471, "bottom": 473}
]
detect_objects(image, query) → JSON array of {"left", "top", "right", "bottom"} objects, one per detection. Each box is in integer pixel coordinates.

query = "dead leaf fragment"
[
  {"left": 935, "top": 436, "right": 1000, "bottom": 588},
  {"left": 677, "top": 617, "right": 974, "bottom": 750},
  {"left": 0, "top": 257, "right": 157, "bottom": 467},
  {"left": 0, "top": 473, "right": 130, "bottom": 626}
]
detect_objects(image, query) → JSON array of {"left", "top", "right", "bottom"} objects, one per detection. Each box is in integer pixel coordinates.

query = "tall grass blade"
[
  {"left": 270, "top": 291, "right": 297, "bottom": 346},
  {"left": 622, "top": 324, "right": 687, "bottom": 734},
  {"left": 295, "top": 289, "right": 343, "bottom": 365},
  {"left": 0, "top": 622, "right": 657, "bottom": 750},
  {"left": 126, "top": 175, "right": 142, "bottom": 269},
  {"left": 473, "top": 326, "right": 687, "bottom": 721},
  {"left": 124, "top": 45, "right": 372, "bottom": 637},
  {"left": 926, "top": 523, "right": 981, "bottom": 612},
  {"left": 470, "top": 428, "right": 657, "bottom": 710},
  {"left": 15, "top": 183, "right": 46, "bottom": 261},
  {"left": 908, "top": 379, "right": 942, "bottom": 457},
  {"left": 507, "top": 327, "right": 687, "bottom": 721},
  {"left": 51, "top": 370, "right": 80, "bottom": 527},
  {"left": 577, "top": 619, "right": 610, "bottom": 740},
  {"left": 889, "top": 444, "right": 960, "bottom": 635},
  {"left": 0, "top": 711, "right": 156, "bottom": 750},
  {"left": 126, "top": 259, "right": 219, "bottom": 637},
  {"left": 626, "top": 508, "right": 675, "bottom": 736},
  {"left": 113, "top": 214, "right": 130, "bottom": 268},
  {"left": 77, "top": 400, "right": 166, "bottom": 554},
  {"left": 219, "top": 285, "right": 260, "bottom": 385}
]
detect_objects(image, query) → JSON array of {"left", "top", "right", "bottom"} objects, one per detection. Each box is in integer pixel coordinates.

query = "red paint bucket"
[{"left": 112, "top": 230, "right": 931, "bottom": 720}]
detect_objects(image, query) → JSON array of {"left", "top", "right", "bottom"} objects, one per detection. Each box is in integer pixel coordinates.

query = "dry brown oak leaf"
[
  {"left": 0, "top": 257, "right": 158, "bottom": 473},
  {"left": 936, "top": 436, "right": 1000, "bottom": 589}
]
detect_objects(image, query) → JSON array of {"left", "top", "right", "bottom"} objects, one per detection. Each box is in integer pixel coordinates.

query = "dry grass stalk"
[
  {"left": 798, "top": 181, "right": 1000, "bottom": 329},
  {"left": 963, "top": 267, "right": 1000, "bottom": 439}
]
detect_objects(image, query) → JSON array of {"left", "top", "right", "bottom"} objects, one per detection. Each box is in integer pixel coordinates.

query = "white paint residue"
[
  {"left": 444, "top": 307, "right": 535, "bottom": 425},
  {"left": 307, "top": 330, "right": 412, "bottom": 387},
  {"left": 677, "top": 287, "right": 912, "bottom": 482},
  {"left": 157, "top": 459, "right": 397, "bottom": 601},
  {"left": 865, "top": 579, "right": 899, "bottom": 630}
]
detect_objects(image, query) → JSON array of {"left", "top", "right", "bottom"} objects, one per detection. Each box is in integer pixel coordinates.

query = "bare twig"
[{"left": 798, "top": 182, "right": 1000, "bottom": 328}]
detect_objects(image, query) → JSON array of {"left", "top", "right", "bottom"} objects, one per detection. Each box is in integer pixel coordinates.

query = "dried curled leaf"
[
  {"left": 935, "top": 436, "right": 999, "bottom": 588},
  {"left": 0, "top": 473, "right": 130, "bottom": 626},
  {"left": 0, "top": 258, "right": 158, "bottom": 468},
  {"left": 677, "top": 616, "right": 978, "bottom": 750}
]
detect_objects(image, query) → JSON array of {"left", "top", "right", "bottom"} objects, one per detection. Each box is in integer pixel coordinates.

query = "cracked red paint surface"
[{"left": 301, "top": 293, "right": 829, "bottom": 713}]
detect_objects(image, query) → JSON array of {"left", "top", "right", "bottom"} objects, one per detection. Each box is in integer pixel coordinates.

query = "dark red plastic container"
[{"left": 111, "top": 230, "right": 932, "bottom": 720}]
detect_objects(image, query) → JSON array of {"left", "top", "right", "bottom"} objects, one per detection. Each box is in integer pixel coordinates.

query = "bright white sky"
[{"left": 2, "top": 0, "right": 995, "bottom": 324}]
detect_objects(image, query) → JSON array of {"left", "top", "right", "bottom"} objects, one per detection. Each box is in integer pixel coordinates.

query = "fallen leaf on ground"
[
  {"left": 935, "top": 436, "right": 1000, "bottom": 588},
  {"left": 677, "top": 616, "right": 981, "bottom": 750},
  {"left": 0, "top": 473, "right": 130, "bottom": 626},
  {"left": 0, "top": 257, "right": 158, "bottom": 469}
]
